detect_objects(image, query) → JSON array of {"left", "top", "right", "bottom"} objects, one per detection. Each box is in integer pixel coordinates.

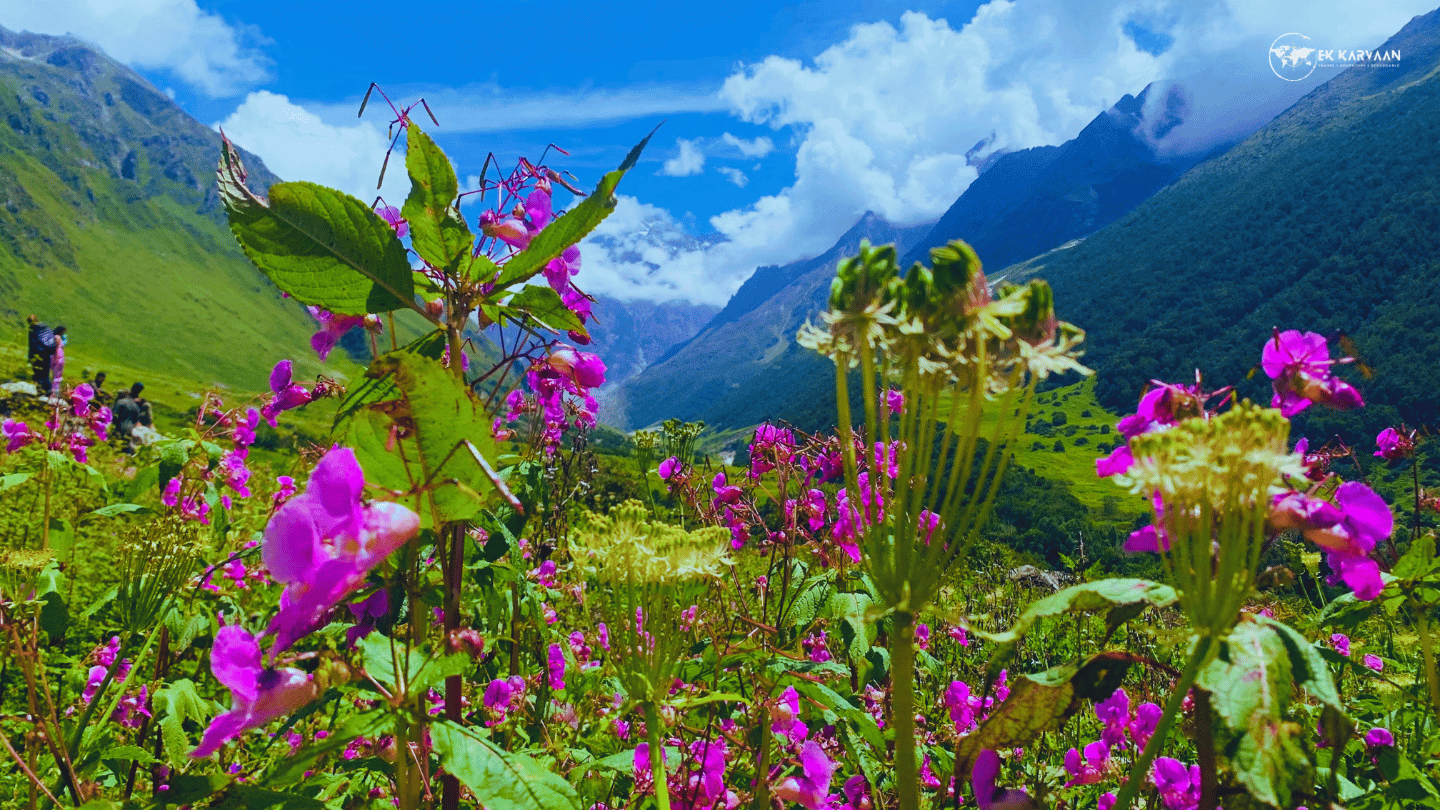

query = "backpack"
[{"left": 28, "top": 323, "right": 55, "bottom": 355}]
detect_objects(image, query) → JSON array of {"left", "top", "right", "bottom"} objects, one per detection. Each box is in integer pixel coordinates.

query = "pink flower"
[
  {"left": 658, "top": 457, "right": 681, "bottom": 481},
  {"left": 914, "top": 623, "right": 931, "bottom": 651},
  {"left": 1374, "top": 428, "right": 1414, "bottom": 460},
  {"left": 1272, "top": 482, "right": 1391, "bottom": 600},
  {"left": 971, "top": 749, "right": 1032, "bottom": 810},
  {"left": 1151, "top": 757, "right": 1199, "bottom": 810},
  {"left": 262, "top": 447, "right": 420, "bottom": 655},
  {"left": 307, "top": 307, "right": 369, "bottom": 362},
  {"left": 190, "top": 625, "right": 318, "bottom": 757},
  {"left": 1095, "top": 445, "right": 1134, "bottom": 478},
  {"left": 547, "top": 643, "right": 567, "bottom": 691},
  {"left": 260, "top": 361, "right": 312, "bottom": 427},
  {"left": 1064, "top": 741, "right": 1110, "bottom": 786},
  {"left": 1261, "top": 330, "right": 1363, "bottom": 416},
  {"left": 770, "top": 685, "right": 809, "bottom": 745},
  {"left": 773, "top": 741, "right": 834, "bottom": 810},
  {"left": 377, "top": 205, "right": 408, "bottom": 238},
  {"left": 712, "top": 472, "right": 742, "bottom": 505},
  {"left": 1365, "top": 727, "right": 1394, "bottom": 747},
  {"left": 1363, "top": 654, "right": 1384, "bottom": 672},
  {"left": 884, "top": 388, "right": 904, "bottom": 416},
  {"left": 1330, "top": 633, "right": 1351, "bottom": 657},
  {"left": 2, "top": 419, "right": 34, "bottom": 453}
]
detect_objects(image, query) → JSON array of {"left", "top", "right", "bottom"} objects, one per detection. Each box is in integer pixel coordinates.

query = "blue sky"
[{"left": 1, "top": 0, "right": 1433, "bottom": 305}]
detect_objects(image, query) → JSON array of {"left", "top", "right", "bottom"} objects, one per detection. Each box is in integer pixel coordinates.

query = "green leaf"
[
  {"left": 49, "top": 518, "right": 74, "bottom": 562},
  {"left": 1200, "top": 620, "right": 1306, "bottom": 808},
  {"left": 827, "top": 592, "right": 873, "bottom": 666},
  {"left": 493, "top": 125, "right": 658, "bottom": 290},
  {"left": 270, "top": 711, "right": 386, "bottom": 785},
  {"left": 411, "top": 653, "right": 472, "bottom": 695},
  {"left": 39, "top": 591, "right": 68, "bottom": 639},
  {"left": 85, "top": 503, "right": 146, "bottom": 520},
  {"left": 219, "top": 137, "right": 413, "bottom": 315},
  {"left": 402, "top": 125, "right": 473, "bottom": 271},
  {"left": 366, "top": 351, "right": 509, "bottom": 522},
  {"left": 0, "top": 472, "right": 31, "bottom": 493},
  {"left": 1259, "top": 616, "right": 1345, "bottom": 714},
  {"left": 157, "top": 439, "right": 196, "bottom": 491},
  {"left": 979, "top": 578, "right": 1176, "bottom": 679},
  {"left": 332, "top": 329, "right": 448, "bottom": 434},
  {"left": 431, "top": 721, "right": 581, "bottom": 810},
  {"left": 101, "top": 744, "right": 158, "bottom": 765},
  {"left": 1393, "top": 533, "right": 1438, "bottom": 581},
  {"left": 154, "top": 679, "right": 210, "bottom": 767},
  {"left": 206, "top": 785, "right": 325, "bottom": 810},
  {"left": 360, "top": 633, "right": 425, "bottom": 694},
  {"left": 784, "top": 576, "right": 832, "bottom": 629},
  {"left": 80, "top": 586, "right": 117, "bottom": 624},
  {"left": 505, "top": 284, "right": 587, "bottom": 335}
]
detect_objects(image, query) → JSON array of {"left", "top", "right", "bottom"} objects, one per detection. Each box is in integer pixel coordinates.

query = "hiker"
[
  {"left": 90, "top": 371, "right": 110, "bottom": 405},
  {"left": 112, "top": 382, "right": 154, "bottom": 452},
  {"left": 49, "top": 326, "right": 68, "bottom": 393},
  {"left": 26, "top": 315, "right": 57, "bottom": 395}
]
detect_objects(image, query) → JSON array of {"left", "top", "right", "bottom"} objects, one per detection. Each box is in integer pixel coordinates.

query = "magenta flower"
[
  {"left": 1365, "top": 727, "right": 1395, "bottom": 747},
  {"left": 70, "top": 383, "right": 94, "bottom": 416},
  {"left": 712, "top": 471, "right": 742, "bottom": 505},
  {"left": 1096, "top": 687, "right": 1131, "bottom": 749},
  {"left": 2, "top": 419, "right": 34, "bottom": 453},
  {"left": 914, "top": 623, "right": 931, "bottom": 651},
  {"left": 658, "top": 456, "right": 681, "bottom": 481},
  {"left": 307, "top": 306, "right": 368, "bottom": 362},
  {"left": 233, "top": 408, "right": 260, "bottom": 449},
  {"left": 1261, "top": 330, "right": 1363, "bottom": 416},
  {"left": 1098, "top": 793, "right": 1117, "bottom": 810},
  {"left": 1129, "top": 701, "right": 1162, "bottom": 749},
  {"left": 1123, "top": 494, "right": 1170, "bottom": 554},
  {"left": 1151, "top": 757, "right": 1200, "bottom": 810},
  {"left": 971, "top": 749, "right": 1033, "bottom": 810},
  {"left": 1363, "top": 654, "right": 1384, "bottom": 672},
  {"left": 1063, "top": 741, "right": 1110, "bottom": 786},
  {"left": 1330, "top": 633, "right": 1352, "bottom": 657},
  {"left": 543, "top": 345, "right": 606, "bottom": 389},
  {"left": 773, "top": 740, "right": 834, "bottom": 810},
  {"left": 945, "top": 680, "right": 977, "bottom": 732},
  {"left": 190, "top": 625, "right": 318, "bottom": 757},
  {"left": 547, "top": 643, "right": 567, "bottom": 691},
  {"left": 884, "top": 388, "right": 904, "bottom": 416},
  {"left": 377, "top": 205, "right": 408, "bottom": 238},
  {"left": 770, "top": 685, "right": 809, "bottom": 745},
  {"left": 260, "top": 360, "right": 312, "bottom": 427},
  {"left": 1095, "top": 445, "right": 1134, "bottom": 478},
  {"left": 685, "top": 737, "right": 731, "bottom": 809},
  {"left": 1374, "top": 428, "right": 1413, "bottom": 460},
  {"left": 1279, "top": 482, "right": 1392, "bottom": 600},
  {"left": 261, "top": 447, "right": 420, "bottom": 655}
]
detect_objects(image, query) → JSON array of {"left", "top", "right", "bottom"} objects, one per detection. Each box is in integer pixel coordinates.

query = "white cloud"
[
  {"left": 659, "top": 138, "right": 706, "bottom": 177},
  {"left": 721, "top": 132, "right": 775, "bottom": 158},
  {"left": 215, "top": 91, "right": 412, "bottom": 204},
  {"left": 718, "top": 167, "right": 749, "bottom": 187},
  {"left": 0, "top": 0, "right": 271, "bottom": 96},
  {"left": 588, "top": 0, "right": 1435, "bottom": 306},
  {"left": 300, "top": 83, "right": 726, "bottom": 134}
]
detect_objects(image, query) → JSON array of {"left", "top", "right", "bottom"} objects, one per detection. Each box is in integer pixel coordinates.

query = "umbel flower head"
[
  {"left": 1115, "top": 402, "right": 1304, "bottom": 509},
  {"left": 569, "top": 499, "right": 731, "bottom": 585}
]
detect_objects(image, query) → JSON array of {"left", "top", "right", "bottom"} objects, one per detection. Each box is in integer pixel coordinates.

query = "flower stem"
[
  {"left": 890, "top": 616, "right": 919, "bottom": 810},
  {"left": 644, "top": 700, "right": 672, "bottom": 810},
  {"left": 1111, "top": 633, "right": 1214, "bottom": 810},
  {"left": 1414, "top": 600, "right": 1440, "bottom": 722},
  {"left": 1194, "top": 688, "right": 1219, "bottom": 810}
]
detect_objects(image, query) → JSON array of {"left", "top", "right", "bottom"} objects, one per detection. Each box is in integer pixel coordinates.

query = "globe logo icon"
[{"left": 1269, "top": 33, "right": 1318, "bottom": 81}]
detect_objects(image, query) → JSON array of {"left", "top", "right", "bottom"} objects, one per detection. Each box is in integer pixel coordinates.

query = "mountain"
[
  {"left": 614, "top": 77, "right": 1241, "bottom": 434},
  {"left": 609, "top": 212, "right": 932, "bottom": 432},
  {"left": 1029, "top": 7, "right": 1440, "bottom": 438},
  {"left": 898, "top": 81, "right": 1210, "bottom": 272},
  {"left": 584, "top": 295, "right": 719, "bottom": 389},
  {"left": 0, "top": 25, "right": 324, "bottom": 389}
]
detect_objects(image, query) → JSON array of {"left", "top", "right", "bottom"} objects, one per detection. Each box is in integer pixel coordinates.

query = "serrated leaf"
[
  {"left": 154, "top": 679, "right": 210, "bottom": 767},
  {"left": 1259, "top": 616, "right": 1345, "bottom": 714},
  {"left": 956, "top": 659, "right": 1082, "bottom": 773},
  {"left": 493, "top": 125, "right": 658, "bottom": 290},
  {"left": 979, "top": 578, "right": 1175, "bottom": 681},
  {"left": 366, "top": 352, "right": 510, "bottom": 521},
  {"left": 360, "top": 633, "right": 425, "bottom": 694},
  {"left": 219, "top": 137, "right": 413, "bottom": 315},
  {"left": 411, "top": 653, "right": 472, "bottom": 695},
  {"left": 402, "top": 126, "right": 472, "bottom": 270},
  {"left": 505, "top": 285, "right": 587, "bottom": 335},
  {"left": 85, "top": 503, "right": 146, "bottom": 519},
  {"left": 431, "top": 721, "right": 581, "bottom": 810},
  {"left": 784, "top": 576, "right": 832, "bottom": 629},
  {"left": 332, "top": 330, "right": 448, "bottom": 434},
  {"left": 49, "top": 518, "right": 74, "bottom": 562},
  {"left": 1200, "top": 620, "right": 1305, "bottom": 807}
]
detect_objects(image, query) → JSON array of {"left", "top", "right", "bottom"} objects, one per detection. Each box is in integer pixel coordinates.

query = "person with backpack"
[
  {"left": 112, "top": 382, "right": 154, "bottom": 453},
  {"left": 50, "top": 325, "right": 67, "bottom": 393},
  {"left": 26, "top": 315, "right": 57, "bottom": 395}
]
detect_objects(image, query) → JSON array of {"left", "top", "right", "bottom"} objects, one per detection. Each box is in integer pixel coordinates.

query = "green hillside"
[
  {"left": 0, "top": 27, "right": 334, "bottom": 390},
  {"left": 1034, "top": 8, "right": 1440, "bottom": 442}
]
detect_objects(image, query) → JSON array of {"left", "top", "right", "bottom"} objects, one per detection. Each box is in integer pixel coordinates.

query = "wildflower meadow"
[{"left": 1, "top": 92, "right": 1437, "bottom": 810}]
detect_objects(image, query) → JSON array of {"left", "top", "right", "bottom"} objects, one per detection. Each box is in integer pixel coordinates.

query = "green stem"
[
  {"left": 890, "top": 616, "right": 919, "bottom": 810},
  {"left": 1415, "top": 601, "right": 1440, "bottom": 722},
  {"left": 1194, "top": 688, "right": 1219, "bottom": 810},
  {"left": 644, "top": 701, "right": 672, "bottom": 810},
  {"left": 1111, "top": 633, "right": 1215, "bottom": 810}
]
